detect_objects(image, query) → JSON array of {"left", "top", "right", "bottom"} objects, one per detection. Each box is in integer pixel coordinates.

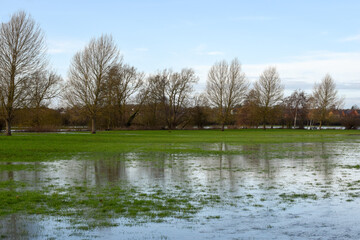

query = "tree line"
[{"left": 0, "top": 12, "right": 357, "bottom": 135}]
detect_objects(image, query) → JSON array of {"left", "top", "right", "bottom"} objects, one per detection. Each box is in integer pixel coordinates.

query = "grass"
[
  {"left": 0, "top": 129, "right": 360, "bottom": 230},
  {"left": 342, "top": 165, "right": 360, "bottom": 169},
  {"left": 0, "top": 163, "right": 44, "bottom": 171},
  {"left": 0, "top": 129, "right": 358, "bottom": 162},
  {"left": 279, "top": 193, "right": 318, "bottom": 202},
  {"left": 0, "top": 180, "right": 203, "bottom": 228}
]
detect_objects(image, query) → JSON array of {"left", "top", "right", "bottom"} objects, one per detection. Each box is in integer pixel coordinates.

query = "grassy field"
[
  {"left": 1, "top": 129, "right": 360, "bottom": 233},
  {"left": 0, "top": 129, "right": 359, "bottom": 162}
]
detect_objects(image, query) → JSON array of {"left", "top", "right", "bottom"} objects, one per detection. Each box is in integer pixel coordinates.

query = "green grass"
[
  {"left": 0, "top": 129, "right": 358, "bottom": 162},
  {"left": 0, "top": 129, "right": 359, "bottom": 230},
  {"left": 342, "top": 164, "right": 360, "bottom": 169},
  {"left": 0, "top": 180, "right": 207, "bottom": 228},
  {"left": 279, "top": 193, "right": 318, "bottom": 202},
  {"left": 0, "top": 163, "right": 44, "bottom": 171}
]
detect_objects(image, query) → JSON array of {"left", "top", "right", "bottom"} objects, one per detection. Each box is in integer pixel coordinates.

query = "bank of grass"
[{"left": 0, "top": 129, "right": 359, "bottom": 162}]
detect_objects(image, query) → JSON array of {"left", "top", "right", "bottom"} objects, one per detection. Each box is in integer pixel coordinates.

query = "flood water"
[{"left": 1, "top": 142, "right": 360, "bottom": 239}]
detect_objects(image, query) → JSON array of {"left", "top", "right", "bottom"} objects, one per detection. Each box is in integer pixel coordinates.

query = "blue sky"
[{"left": 1, "top": 0, "right": 360, "bottom": 107}]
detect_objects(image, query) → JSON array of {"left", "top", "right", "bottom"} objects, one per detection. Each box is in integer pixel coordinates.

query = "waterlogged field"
[{"left": 1, "top": 130, "right": 360, "bottom": 239}]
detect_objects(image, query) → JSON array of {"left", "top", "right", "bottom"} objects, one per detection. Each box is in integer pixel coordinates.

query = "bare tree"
[
  {"left": 191, "top": 93, "right": 209, "bottom": 129},
  {"left": 125, "top": 81, "right": 149, "bottom": 127},
  {"left": 307, "top": 95, "right": 317, "bottom": 128},
  {"left": 238, "top": 89, "right": 262, "bottom": 128},
  {"left": 0, "top": 11, "right": 47, "bottom": 135},
  {"left": 66, "top": 35, "right": 120, "bottom": 134},
  {"left": 206, "top": 58, "right": 249, "bottom": 131},
  {"left": 283, "top": 90, "right": 308, "bottom": 129},
  {"left": 312, "top": 74, "right": 342, "bottom": 129},
  {"left": 26, "top": 71, "right": 62, "bottom": 126},
  {"left": 147, "top": 68, "right": 198, "bottom": 129},
  {"left": 146, "top": 69, "right": 169, "bottom": 128},
  {"left": 254, "top": 66, "right": 284, "bottom": 129},
  {"left": 104, "top": 63, "right": 144, "bottom": 128},
  {"left": 166, "top": 68, "right": 198, "bottom": 129}
]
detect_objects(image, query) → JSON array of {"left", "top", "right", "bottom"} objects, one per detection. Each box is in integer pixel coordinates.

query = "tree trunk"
[
  {"left": 120, "top": 104, "right": 126, "bottom": 127},
  {"left": 319, "top": 120, "right": 322, "bottom": 130},
  {"left": 263, "top": 114, "right": 266, "bottom": 130},
  {"left": 126, "top": 111, "right": 138, "bottom": 127},
  {"left": 34, "top": 107, "right": 41, "bottom": 127},
  {"left": 91, "top": 117, "right": 96, "bottom": 134},
  {"left": 107, "top": 118, "right": 110, "bottom": 131},
  {"left": 221, "top": 123, "right": 225, "bottom": 131},
  {"left": 293, "top": 109, "right": 297, "bottom": 129},
  {"left": 299, "top": 120, "right": 304, "bottom": 129},
  {"left": 5, "top": 118, "right": 11, "bottom": 136}
]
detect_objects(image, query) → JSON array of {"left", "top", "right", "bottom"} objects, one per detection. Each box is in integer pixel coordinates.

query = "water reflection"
[
  {"left": 0, "top": 214, "right": 85, "bottom": 240},
  {"left": 0, "top": 142, "right": 353, "bottom": 192},
  {"left": 0, "top": 214, "right": 49, "bottom": 240},
  {"left": 1, "top": 142, "right": 360, "bottom": 239}
]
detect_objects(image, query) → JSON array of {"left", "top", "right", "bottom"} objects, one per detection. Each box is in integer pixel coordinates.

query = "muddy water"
[{"left": 1, "top": 142, "right": 360, "bottom": 239}]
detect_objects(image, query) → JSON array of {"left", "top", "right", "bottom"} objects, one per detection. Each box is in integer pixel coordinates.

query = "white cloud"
[
  {"left": 207, "top": 51, "right": 224, "bottom": 56},
  {"left": 194, "top": 51, "right": 360, "bottom": 107},
  {"left": 340, "top": 34, "right": 360, "bottom": 42},
  {"left": 192, "top": 44, "right": 224, "bottom": 56},
  {"left": 243, "top": 52, "right": 360, "bottom": 87},
  {"left": 47, "top": 39, "right": 86, "bottom": 54},
  {"left": 193, "top": 44, "right": 207, "bottom": 54}
]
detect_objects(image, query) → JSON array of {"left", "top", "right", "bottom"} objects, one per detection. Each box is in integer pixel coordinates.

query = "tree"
[
  {"left": 283, "top": 90, "right": 309, "bottom": 129},
  {"left": 191, "top": 93, "right": 209, "bottom": 129},
  {"left": 0, "top": 11, "right": 47, "bottom": 135},
  {"left": 104, "top": 63, "right": 144, "bottom": 128},
  {"left": 206, "top": 58, "right": 249, "bottom": 131},
  {"left": 238, "top": 89, "right": 262, "bottom": 128},
  {"left": 66, "top": 35, "right": 120, "bottom": 134},
  {"left": 312, "top": 74, "right": 342, "bottom": 129},
  {"left": 166, "top": 68, "right": 198, "bottom": 129},
  {"left": 254, "top": 66, "right": 284, "bottom": 129},
  {"left": 268, "top": 103, "right": 284, "bottom": 128},
  {"left": 26, "top": 70, "right": 62, "bottom": 126},
  {"left": 146, "top": 69, "right": 171, "bottom": 129},
  {"left": 147, "top": 68, "right": 198, "bottom": 129},
  {"left": 341, "top": 105, "right": 360, "bottom": 130},
  {"left": 125, "top": 82, "right": 149, "bottom": 127}
]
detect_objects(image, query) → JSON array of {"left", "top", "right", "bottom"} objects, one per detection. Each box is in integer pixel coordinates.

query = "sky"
[{"left": 1, "top": 0, "right": 360, "bottom": 107}]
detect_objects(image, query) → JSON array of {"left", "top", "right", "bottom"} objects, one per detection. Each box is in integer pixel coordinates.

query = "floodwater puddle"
[{"left": 1, "top": 142, "right": 360, "bottom": 239}]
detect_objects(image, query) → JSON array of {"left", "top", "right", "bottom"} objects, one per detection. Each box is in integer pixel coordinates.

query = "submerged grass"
[
  {"left": 0, "top": 163, "right": 44, "bottom": 171},
  {"left": 0, "top": 181, "right": 203, "bottom": 228},
  {"left": 279, "top": 193, "right": 318, "bottom": 202},
  {"left": 341, "top": 165, "right": 360, "bottom": 169},
  {"left": 1, "top": 129, "right": 360, "bottom": 230}
]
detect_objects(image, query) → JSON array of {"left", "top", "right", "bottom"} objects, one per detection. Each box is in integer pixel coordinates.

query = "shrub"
[{"left": 341, "top": 116, "right": 360, "bottom": 130}]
